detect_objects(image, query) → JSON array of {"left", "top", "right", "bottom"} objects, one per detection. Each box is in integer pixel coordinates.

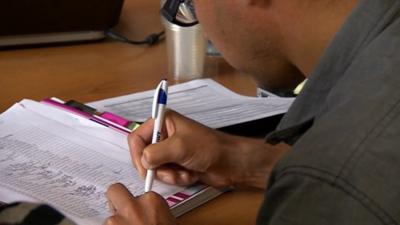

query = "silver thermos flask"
[{"left": 161, "top": 0, "right": 206, "bottom": 81}]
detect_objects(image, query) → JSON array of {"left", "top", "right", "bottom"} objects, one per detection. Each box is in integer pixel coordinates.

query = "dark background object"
[
  {"left": 0, "top": 0, "right": 123, "bottom": 46},
  {"left": 219, "top": 114, "right": 284, "bottom": 138}
]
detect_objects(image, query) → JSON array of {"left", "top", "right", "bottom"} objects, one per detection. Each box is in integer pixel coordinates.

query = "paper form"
[
  {"left": 0, "top": 103, "right": 183, "bottom": 225},
  {"left": 89, "top": 79, "right": 295, "bottom": 129}
]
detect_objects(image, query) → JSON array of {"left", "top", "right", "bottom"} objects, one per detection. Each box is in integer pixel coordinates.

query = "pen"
[{"left": 145, "top": 79, "right": 168, "bottom": 192}]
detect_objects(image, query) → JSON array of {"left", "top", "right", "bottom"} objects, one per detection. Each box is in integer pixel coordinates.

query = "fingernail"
[{"left": 164, "top": 175, "right": 174, "bottom": 184}]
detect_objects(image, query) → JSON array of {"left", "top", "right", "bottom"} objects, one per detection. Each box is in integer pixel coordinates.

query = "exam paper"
[
  {"left": 0, "top": 103, "right": 183, "bottom": 225},
  {"left": 89, "top": 79, "right": 294, "bottom": 129}
]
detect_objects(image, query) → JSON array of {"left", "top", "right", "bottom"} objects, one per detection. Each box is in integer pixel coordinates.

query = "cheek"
[
  {"left": 192, "top": 0, "right": 206, "bottom": 21},
  {"left": 194, "top": 1, "right": 231, "bottom": 49},
  {"left": 193, "top": 1, "right": 214, "bottom": 38},
  {"left": 193, "top": 0, "right": 246, "bottom": 70}
]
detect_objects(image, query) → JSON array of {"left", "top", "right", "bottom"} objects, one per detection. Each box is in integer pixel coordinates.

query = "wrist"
[{"left": 223, "top": 135, "right": 290, "bottom": 189}]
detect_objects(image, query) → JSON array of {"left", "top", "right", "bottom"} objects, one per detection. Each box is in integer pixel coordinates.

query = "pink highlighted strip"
[
  {"left": 174, "top": 192, "right": 190, "bottom": 200},
  {"left": 101, "top": 112, "right": 130, "bottom": 127}
]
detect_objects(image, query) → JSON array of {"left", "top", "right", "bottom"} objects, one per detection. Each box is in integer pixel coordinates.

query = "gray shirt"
[{"left": 259, "top": 0, "right": 400, "bottom": 224}]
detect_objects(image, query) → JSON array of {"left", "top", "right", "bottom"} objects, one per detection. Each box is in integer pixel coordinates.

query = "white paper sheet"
[
  {"left": 89, "top": 79, "right": 294, "bottom": 129},
  {"left": 0, "top": 103, "right": 183, "bottom": 225}
]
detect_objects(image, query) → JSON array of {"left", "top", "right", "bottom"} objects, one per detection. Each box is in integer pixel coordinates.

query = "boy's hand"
[
  {"left": 129, "top": 110, "right": 289, "bottom": 189},
  {"left": 104, "top": 183, "right": 176, "bottom": 225}
]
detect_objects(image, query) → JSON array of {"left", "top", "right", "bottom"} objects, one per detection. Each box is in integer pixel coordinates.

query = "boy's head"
[{"left": 193, "top": 0, "right": 358, "bottom": 91}]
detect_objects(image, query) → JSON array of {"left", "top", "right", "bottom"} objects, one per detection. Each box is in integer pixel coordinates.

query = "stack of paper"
[
  {"left": 0, "top": 100, "right": 221, "bottom": 225},
  {"left": 0, "top": 79, "right": 294, "bottom": 225}
]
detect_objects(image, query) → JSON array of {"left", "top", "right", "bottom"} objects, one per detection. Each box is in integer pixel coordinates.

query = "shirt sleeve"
[{"left": 257, "top": 172, "right": 383, "bottom": 225}]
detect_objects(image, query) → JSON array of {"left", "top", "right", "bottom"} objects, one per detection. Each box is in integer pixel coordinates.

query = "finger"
[
  {"left": 164, "top": 110, "right": 207, "bottom": 134},
  {"left": 128, "top": 118, "right": 154, "bottom": 177},
  {"left": 156, "top": 166, "right": 200, "bottom": 186},
  {"left": 108, "top": 199, "right": 117, "bottom": 214},
  {"left": 107, "top": 183, "right": 135, "bottom": 212},
  {"left": 140, "top": 191, "right": 170, "bottom": 209},
  {"left": 141, "top": 135, "right": 189, "bottom": 169},
  {"left": 163, "top": 109, "right": 178, "bottom": 137},
  {"left": 131, "top": 111, "right": 187, "bottom": 176},
  {"left": 103, "top": 215, "right": 124, "bottom": 225}
]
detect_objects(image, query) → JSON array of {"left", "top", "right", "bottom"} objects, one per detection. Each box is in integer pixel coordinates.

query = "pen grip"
[
  {"left": 152, "top": 104, "right": 166, "bottom": 144},
  {"left": 145, "top": 169, "right": 155, "bottom": 192}
]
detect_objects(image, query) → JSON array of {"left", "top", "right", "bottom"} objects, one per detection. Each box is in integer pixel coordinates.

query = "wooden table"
[{"left": 0, "top": 0, "right": 265, "bottom": 224}]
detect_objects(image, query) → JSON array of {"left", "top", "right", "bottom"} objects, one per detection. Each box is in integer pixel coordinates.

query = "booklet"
[{"left": 0, "top": 99, "right": 222, "bottom": 225}]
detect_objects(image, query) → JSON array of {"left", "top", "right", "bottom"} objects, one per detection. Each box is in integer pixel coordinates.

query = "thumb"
[{"left": 141, "top": 135, "right": 188, "bottom": 169}]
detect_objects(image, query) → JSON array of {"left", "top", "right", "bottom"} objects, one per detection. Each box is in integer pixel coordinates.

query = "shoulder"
[
  {"left": 268, "top": 68, "right": 400, "bottom": 225},
  {"left": 264, "top": 21, "right": 400, "bottom": 225}
]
